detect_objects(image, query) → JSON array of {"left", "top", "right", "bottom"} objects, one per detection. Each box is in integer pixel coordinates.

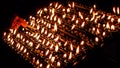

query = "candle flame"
[
  {"left": 70, "top": 44, "right": 73, "bottom": 51},
  {"left": 39, "top": 63, "right": 43, "bottom": 67},
  {"left": 54, "top": 36, "right": 59, "bottom": 42},
  {"left": 117, "top": 7, "right": 119, "bottom": 14},
  {"left": 55, "top": 44, "right": 59, "bottom": 52},
  {"left": 95, "top": 37, "right": 99, "bottom": 42},
  {"left": 64, "top": 41, "right": 68, "bottom": 46},
  {"left": 62, "top": 14, "right": 66, "bottom": 18},
  {"left": 45, "top": 50, "right": 49, "bottom": 56},
  {"left": 49, "top": 54, "right": 52, "bottom": 59},
  {"left": 67, "top": 8, "right": 70, "bottom": 12},
  {"left": 113, "top": 7, "right": 116, "bottom": 13},
  {"left": 72, "top": 2, "right": 75, "bottom": 8},
  {"left": 20, "top": 46, "right": 24, "bottom": 51},
  {"left": 46, "top": 41, "right": 50, "bottom": 46},
  {"left": 90, "top": 8, "right": 93, "bottom": 14},
  {"left": 78, "top": 12, "right": 83, "bottom": 19},
  {"left": 111, "top": 25, "right": 115, "bottom": 30},
  {"left": 102, "top": 32, "right": 106, "bottom": 36},
  {"left": 23, "top": 48, "right": 27, "bottom": 53},
  {"left": 54, "top": 23, "right": 57, "bottom": 31},
  {"left": 80, "top": 40, "right": 84, "bottom": 45},
  {"left": 71, "top": 24, "right": 76, "bottom": 30},
  {"left": 68, "top": 52, "right": 72, "bottom": 59},
  {"left": 57, "top": 4, "right": 62, "bottom": 9},
  {"left": 36, "top": 59, "right": 39, "bottom": 65},
  {"left": 72, "top": 14, "right": 75, "bottom": 21},
  {"left": 58, "top": 18, "right": 61, "bottom": 25},
  {"left": 106, "top": 22, "right": 110, "bottom": 29},
  {"left": 57, "top": 61, "right": 61, "bottom": 67},
  {"left": 76, "top": 46, "right": 80, "bottom": 54},
  {"left": 93, "top": 4, "right": 96, "bottom": 9},
  {"left": 44, "top": 8, "right": 47, "bottom": 12},
  {"left": 51, "top": 56, "right": 55, "bottom": 63},
  {"left": 41, "top": 27, "right": 45, "bottom": 34},
  {"left": 81, "top": 22, "right": 85, "bottom": 28},
  {"left": 63, "top": 53, "right": 67, "bottom": 58},
  {"left": 46, "top": 64, "right": 50, "bottom": 68},
  {"left": 50, "top": 44, "right": 54, "bottom": 50},
  {"left": 118, "top": 18, "right": 120, "bottom": 23}
]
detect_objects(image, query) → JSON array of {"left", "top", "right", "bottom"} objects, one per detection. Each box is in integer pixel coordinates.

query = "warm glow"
[
  {"left": 76, "top": 46, "right": 80, "bottom": 54},
  {"left": 68, "top": 52, "right": 72, "bottom": 59},
  {"left": 45, "top": 50, "right": 49, "bottom": 56},
  {"left": 63, "top": 53, "right": 67, "bottom": 58},
  {"left": 117, "top": 7, "right": 119, "bottom": 14},
  {"left": 111, "top": 25, "right": 115, "bottom": 30},
  {"left": 51, "top": 56, "right": 55, "bottom": 63},
  {"left": 118, "top": 18, "right": 120, "bottom": 23},
  {"left": 71, "top": 24, "right": 76, "bottom": 30},
  {"left": 78, "top": 12, "right": 83, "bottom": 19},
  {"left": 54, "top": 23, "right": 57, "bottom": 31},
  {"left": 81, "top": 22, "right": 85, "bottom": 27},
  {"left": 113, "top": 7, "right": 116, "bottom": 13},
  {"left": 57, "top": 61, "right": 61, "bottom": 67},
  {"left": 106, "top": 22, "right": 110, "bottom": 29},
  {"left": 80, "top": 40, "right": 84, "bottom": 45},
  {"left": 55, "top": 44, "right": 59, "bottom": 52},
  {"left": 95, "top": 37, "right": 99, "bottom": 42},
  {"left": 70, "top": 44, "right": 73, "bottom": 51}
]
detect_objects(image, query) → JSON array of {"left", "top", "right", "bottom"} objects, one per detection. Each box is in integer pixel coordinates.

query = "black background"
[{"left": 0, "top": 0, "right": 119, "bottom": 68}]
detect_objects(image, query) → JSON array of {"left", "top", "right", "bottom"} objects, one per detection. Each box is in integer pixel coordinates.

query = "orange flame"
[{"left": 76, "top": 46, "right": 80, "bottom": 54}]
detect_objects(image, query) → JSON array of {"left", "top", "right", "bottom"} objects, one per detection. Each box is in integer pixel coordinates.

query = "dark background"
[{"left": 0, "top": 0, "right": 119, "bottom": 68}]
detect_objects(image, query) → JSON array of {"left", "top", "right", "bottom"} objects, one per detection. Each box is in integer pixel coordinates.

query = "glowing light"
[
  {"left": 118, "top": 18, "right": 120, "bottom": 23},
  {"left": 51, "top": 56, "right": 55, "bottom": 63},
  {"left": 36, "top": 59, "right": 40, "bottom": 65},
  {"left": 46, "top": 64, "right": 50, "bottom": 68},
  {"left": 57, "top": 61, "right": 61, "bottom": 67},
  {"left": 62, "top": 14, "right": 66, "bottom": 18},
  {"left": 45, "top": 50, "right": 49, "bottom": 56},
  {"left": 90, "top": 8, "right": 93, "bottom": 14},
  {"left": 81, "top": 22, "right": 85, "bottom": 27},
  {"left": 54, "top": 36, "right": 59, "bottom": 42},
  {"left": 117, "top": 7, "right": 119, "bottom": 14},
  {"left": 41, "top": 27, "right": 45, "bottom": 34},
  {"left": 95, "top": 37, "right": 99, "bottom": 42},
  {"left": 111, "top": 25, "right": 115, "bottom": 30},
  {"left": 58, "top": 18, "right": 61, "bottom": 24},
  {"left": 3, "top": 32, "right": 6, "bottom": 36},
  {"left": 76, "top": 46, "right": 80, "bottom": 54},
  {"left": 64, "top": 41, "right": 68, "bottom": 46},
  {"left": 93, "top": 4, "right": 96, "bottom": 9},
  {"left": 78, "top": 12, "right": 83, "bottom": 19},
  {"left": 63, "top": 53, "right": 67, "bottom": 58},
  {"left": 71, "top": 24, "right": 76, "bottom": 30},
  {"left": 72, "top": 14, "right": 76, "bottom": 21},
  {"left": 106, "top": 22, "right": 110, "bottom": 29},
  {"left": 54, "top": 23, "right": 57, "bottom": 31},
  {"left": 67, "top": 8, "right": 70, "bottom": 12},
  {"left": 80, "top": 41, "right": 84, "bottom": 45},
  {"left": 70, "top": 44, "right": 73, "bottom": 51},
  {"left": 55, "top": 44, "right": 59, "bottom": 52},
  {"left": 68, "top": 52, "right": 72, "bottom": 59},
  {"left": 44, "top": 8, "right": 47, "bottom": 12},
  {"left": 72, "top": 2, "right": 75, "bottom": 8},
  {"left": 113, "top": 7, "right": 116, "bottom": 13},
  {"left": 102, "top": 32, "right": 106, "bottom": 36}
]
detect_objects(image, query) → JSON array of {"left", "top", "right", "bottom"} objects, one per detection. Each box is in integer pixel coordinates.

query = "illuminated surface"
[{"left": 2, "top": 2, "right": 120, "bottom": 68}]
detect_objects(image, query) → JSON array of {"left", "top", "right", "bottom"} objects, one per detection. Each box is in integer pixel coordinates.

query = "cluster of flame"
[{"left": 3, "top": 2, "right": 120, "bottom": 68}]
